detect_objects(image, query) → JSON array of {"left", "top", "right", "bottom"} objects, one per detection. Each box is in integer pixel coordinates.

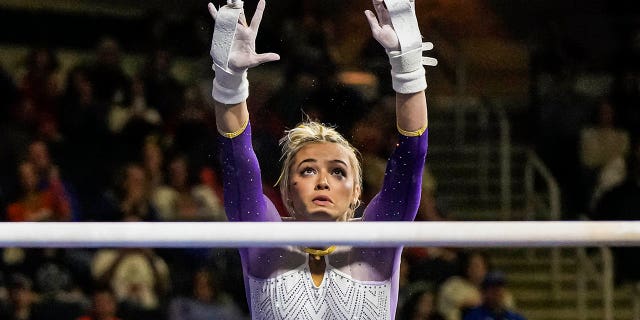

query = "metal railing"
[
  {"left": 524, "top": 150, "right": 562, "bottom": 300},
  {"left": 576, "top": 247, "right": 614, "bottom": 320},
  {"left": 524, "top": 150, "right": 614, "bottom": 319},
  {"left": 436, "top": 96, "right": 511, "bottom": 219}
]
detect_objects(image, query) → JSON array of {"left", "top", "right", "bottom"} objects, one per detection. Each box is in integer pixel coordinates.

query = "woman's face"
[{"left": 288, "top": 142, "right": 358, "bottom": 221}]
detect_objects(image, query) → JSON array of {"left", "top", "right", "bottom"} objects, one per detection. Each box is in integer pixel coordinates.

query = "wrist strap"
[{"left": 212, "top": 69, "right": 249, "bottom": 105}]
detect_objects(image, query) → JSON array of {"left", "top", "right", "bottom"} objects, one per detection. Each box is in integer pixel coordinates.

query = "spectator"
[
  {"left": 438, "top": 251, "right": 499, "bottom": 320},
  {"left": 152, "top": 154, "right": 225, "bottom": 222},
  {"left": 170, "top": 84, "right": 217, "bottom": 173},
  {"left": 6, "top": 161, "right": 70, "bottom": 222},
  {"left": 26, "top": 140, "right": 79, "bottom": 219},
  {"left": 579, "top": 98, "right": 630, "bottom": 210},
  {"left": 108, "top": 76, "right": 162, "bottom": 164},
  {"left": 76, "top": 286, "right": 121, "bottom": 320},
  {"left": 96, "top": 163, "right": 158, "bottom": 222},
  {"left": 141, "top": 136, "right": 165, "bottom": 190},
  {"left": 18, "top": 47, "right": 62, "bottom": 130},
  {"left": 168, "top": 269, "right": 246, "bottom": 320},
  {"left": 30, "top": 261, "right": 87, "bottom": 320},
  {"left": 399, "top": 284, "right": 446, "bottom": 320},
  {"left": 0, "top": 273, "right": 37, "bottom": 320},
  {"left": 463, "top": 272, "right": 526, "bottom": 320},
  {"left": 139, "top": 48, "right": 184, "bottom": 124},
  {"left": 87, "top": 37, "right": 131, "bottom": 107},
  {"left": 91, "top": 248, "right": 170, "bottom": 320}
]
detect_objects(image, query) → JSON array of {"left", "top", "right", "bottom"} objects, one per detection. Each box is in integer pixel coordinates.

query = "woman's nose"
[{"left": 315, "top": 175, "right": 330, "bottom": 190}]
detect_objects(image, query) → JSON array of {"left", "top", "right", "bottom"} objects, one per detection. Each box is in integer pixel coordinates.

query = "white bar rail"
[{"left": 0, "top": 221, "right": 639, "bottom": 248}]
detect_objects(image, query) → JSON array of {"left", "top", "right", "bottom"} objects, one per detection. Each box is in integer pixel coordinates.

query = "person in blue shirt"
[{"left": 463, "top": 271, "right": 526, "bottom": 320}]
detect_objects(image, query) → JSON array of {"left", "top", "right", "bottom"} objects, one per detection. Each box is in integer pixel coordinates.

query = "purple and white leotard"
[{"left": 218, "top": 121, "right": 428, "bottom": 320}]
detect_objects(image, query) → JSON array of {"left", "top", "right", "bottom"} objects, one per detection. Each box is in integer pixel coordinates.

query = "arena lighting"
[{"left": 0, "top": 221, "right": 638, "bottom": 247}]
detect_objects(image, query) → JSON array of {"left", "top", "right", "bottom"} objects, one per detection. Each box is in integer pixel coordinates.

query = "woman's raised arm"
[
  {"left": 208, "top": 0, "right": 279, "bottom": 134},
  {"left": 364, "top": 0, "right": 436, "bottom": 133}
]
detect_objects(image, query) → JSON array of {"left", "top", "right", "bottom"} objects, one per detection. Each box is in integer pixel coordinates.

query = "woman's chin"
[{"left": 301, "top": 210, "right": 343, "bottom": 221}]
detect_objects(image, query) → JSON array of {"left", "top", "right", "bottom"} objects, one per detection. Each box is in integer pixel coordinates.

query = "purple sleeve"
[
  {"left": 362, "top": 129, "right": 428, "bottom": 221},
  {"left": 218, "top": 122, "right": 282, "bottom": 222}
]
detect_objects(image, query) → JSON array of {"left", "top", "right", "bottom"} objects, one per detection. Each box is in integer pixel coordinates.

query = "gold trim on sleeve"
[
  {"left": 397, "top": 121, "right": 428, "bottom": 137},
  {"left": 219, "top": 118, "right": 249, "bottom": 138}
]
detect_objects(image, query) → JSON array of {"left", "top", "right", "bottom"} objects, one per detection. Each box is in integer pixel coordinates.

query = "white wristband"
[
  {"left": 388, "top": 44, "right": 435, "bottom": 93},
  {"left": 212, "top": 66, "right": 248, "bottom": 105},
  {"left": 391, "top": 67, "right": 426, "bottom": 94}
]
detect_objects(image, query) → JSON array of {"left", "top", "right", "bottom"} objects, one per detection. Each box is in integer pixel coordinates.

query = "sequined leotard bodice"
[
  {"left": 249, "top": 258, "right": 391, "bottom": 320},
  {"left": 218, "top": 122, "right": 428, "bottom": 320}
]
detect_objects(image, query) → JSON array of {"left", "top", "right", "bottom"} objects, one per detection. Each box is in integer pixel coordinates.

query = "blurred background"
[{"left": 1, "top": 0, "right": 639, "bottom": 319}]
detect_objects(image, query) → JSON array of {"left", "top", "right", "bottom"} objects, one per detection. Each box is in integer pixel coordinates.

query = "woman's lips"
[{"left": 312, "top": 196, "right": 332, "bottom": 206}]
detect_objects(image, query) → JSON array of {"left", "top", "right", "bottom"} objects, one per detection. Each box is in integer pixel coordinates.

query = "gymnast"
[{"left": 209, "top": 0, "right": 436, "bottom": 318}]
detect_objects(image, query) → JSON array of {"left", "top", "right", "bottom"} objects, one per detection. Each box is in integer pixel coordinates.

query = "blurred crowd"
[
  {"left": 0, "top": 7, "right": 528, "bottom": 319},
  {"left": 0, "top": 30, "right": 526, "bottom": 320},
  {"left": 14, "top": 1, "right": 640, "bottom": 319}
]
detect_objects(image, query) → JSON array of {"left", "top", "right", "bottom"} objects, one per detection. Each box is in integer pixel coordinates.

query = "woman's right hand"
[{"left": 208, "top": 0, "right": 279, "bottom": 73}]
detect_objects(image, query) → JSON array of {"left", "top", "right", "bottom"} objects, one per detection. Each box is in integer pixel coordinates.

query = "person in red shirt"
[{"left": 6, "top": 161, "right": 70, "bottom": 222}]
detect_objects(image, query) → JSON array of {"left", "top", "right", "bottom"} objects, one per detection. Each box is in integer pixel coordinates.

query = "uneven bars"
[{"left": 0, "top": 221, "right": 638, "bottom": 248}]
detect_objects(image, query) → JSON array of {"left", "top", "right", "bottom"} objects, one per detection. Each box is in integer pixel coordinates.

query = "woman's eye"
[
  {"left": 301, "top": 167, "right": 316, "bottom": 175},
  {"left": 332, "top": 168, "right": 345, "bottom": 176}
]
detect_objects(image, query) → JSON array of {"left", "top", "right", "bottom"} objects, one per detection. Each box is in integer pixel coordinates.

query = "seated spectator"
[
  {"left": 152, "top": 155, "right": 225, "bottom": 222},
  {"left": 76, "top": 286, "right": 121, "bottom": 320},
  {"left": 399, "top": 283, "right": 445, "bottom": 320},
  {"left": 95, "top": 163, "right": 159, "bottom": 222},
  {"left": 91, "top": 248, "right": 170, "bottom": 320},
  {"left": 142, "top": 137, "right": 165, "bottom": 191},
  {"left": 139, "top": 48, "right": 184, "bottom": 124},
  {"left": 168, "top": 269, "right": 246, "bottom": 320},
  {"left": 463, "top": 272, "right": 526, "bottom": 320},
  {"left": 30, "top": 262, "right": 87, "bottom": 320},
  {"left": 18, "top": 47, "right": 63, "bottom": 130},
  {"left": 437, "top": 251, "right": 488, "bottom": 320},
  {"left": 437, "top": 251, "right": 514, "bottom": 320},
  {"left": 0, "top": 273, "right": 37, "bottom": 320},
  {"left": 6, "top": 161, "right": 70, "bottom": 222},
  {"left": 27, "top": 140, "right": 79, "bottom": 219},
  {"left": 86, "top": 37, "right": 131, "bottom": 107}
]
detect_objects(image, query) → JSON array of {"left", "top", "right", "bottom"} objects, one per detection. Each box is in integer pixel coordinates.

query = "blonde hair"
[{"left": 276, "top": 121, "right": 362, "bottom": 220}]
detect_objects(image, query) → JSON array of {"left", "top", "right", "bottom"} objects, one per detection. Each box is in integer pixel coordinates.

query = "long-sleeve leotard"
[{"left": 218, "top": 120, "right": 428, "bottom": 319}]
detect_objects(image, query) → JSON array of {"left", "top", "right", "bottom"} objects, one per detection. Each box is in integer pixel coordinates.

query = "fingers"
[
  {"left": 364, "top": 10, "right": 382, "bottom": 33},
  {"left": 249, "top": 0, "right": 266, "bottom": 33},
  {"left": 248, "top": 52, "right": 280, "bottom": 68},
  {"left": 372, "top": 0, "right": 391, "bottom": 26},
  {"left": 256, "top": 52, "right": 280, "bottom": 64},
  {"left": 207, "top": 3, "right": 218, "bottom": 20}
]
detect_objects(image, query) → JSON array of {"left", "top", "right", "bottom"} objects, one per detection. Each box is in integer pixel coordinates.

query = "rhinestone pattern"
[{"left": 249, "top": 263, "right": 390, "bottom": 320}]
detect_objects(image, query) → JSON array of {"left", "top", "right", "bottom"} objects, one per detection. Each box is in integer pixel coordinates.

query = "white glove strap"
[
  {"left": 384, "top": 0, "right": 421, "bottom": 52},
  {"left": 211, "top": 4, "right": 243, "bottom": 72},
  {"left": 211, "top": 1, "right": 248, "bottom": 104}
]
